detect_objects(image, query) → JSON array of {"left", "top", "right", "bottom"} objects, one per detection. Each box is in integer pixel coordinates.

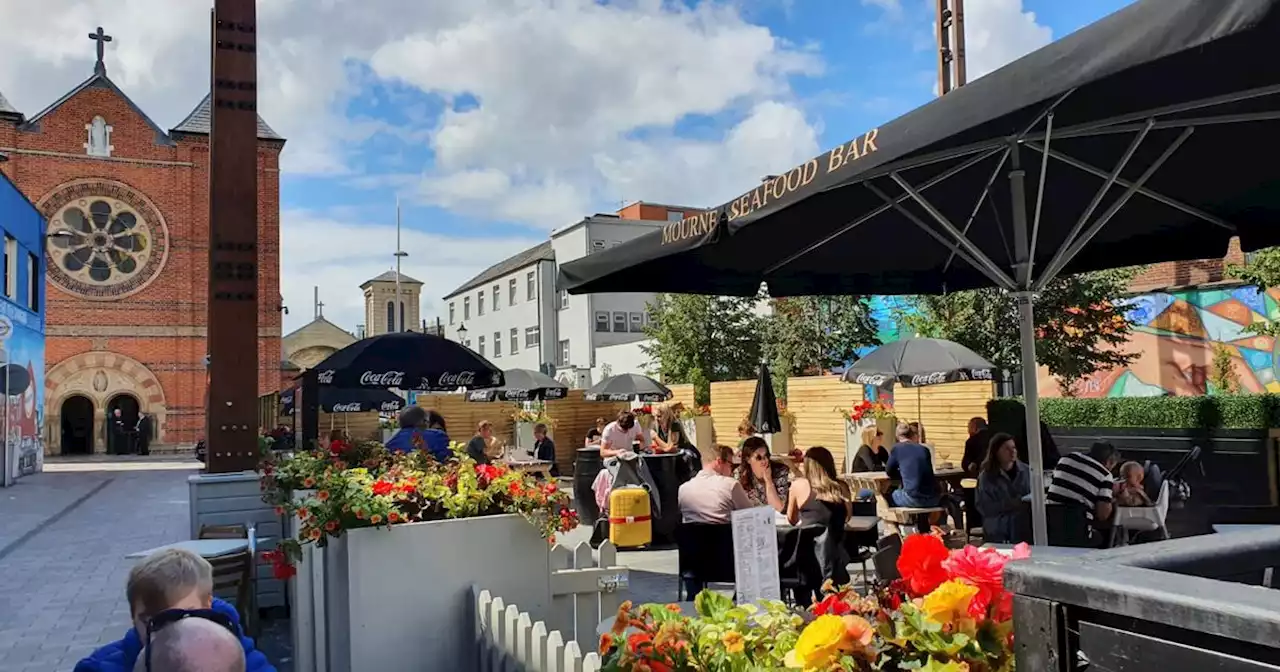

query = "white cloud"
[
  {"left": 279, "top": 209, "right": 542, "bottom": 334},
  {"left": 954, "top": 0, "right": 1053, "bottom": 80}
]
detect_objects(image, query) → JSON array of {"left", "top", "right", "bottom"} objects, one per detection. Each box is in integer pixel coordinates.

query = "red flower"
[
  {"left": 323, "top": 520, "right": 338, "bottom": 533},
  {"left": 475, "top": 464, "right": 502, "bottom": 481},
  {"left": 270, "top": 561, "right": 297, "bottom": 580},
  {"left": 627, "top": 632, "right": 653, "bottom": 654},
  {"left": 443, "top": 473, "right": 458, "bottom": 489},
  {"left": 542, "top": 482, "right": 558, "bottom": 495},
  {"left": 812, "top": 593, "right": 852, "bottom": 616},
  {"left": 371, "top": 480, "right": 394, "bottom": 496},
  {"left": 896, "top": 534, "right": 951, "bottom": 597},
  {"left": 508, "top": 482, "right": 523, "bottom": 496}
]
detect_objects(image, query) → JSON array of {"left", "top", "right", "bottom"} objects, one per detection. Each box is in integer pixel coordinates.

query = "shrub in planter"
[{"left": 987, "top": 394, "right": 1280, "bottom": 431}]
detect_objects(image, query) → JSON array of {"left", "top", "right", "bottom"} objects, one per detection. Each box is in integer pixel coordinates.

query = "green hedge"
[{"left": 987, "top": 395, "right": 1280, "bottom": 431}]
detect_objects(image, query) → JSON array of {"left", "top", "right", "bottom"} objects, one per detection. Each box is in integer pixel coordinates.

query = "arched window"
[
  {"left": 386, "top": 301, "right": 395, "bottom": 332},
  {"left": 399, "top": 301, "right": 406, "bottom": 333}
]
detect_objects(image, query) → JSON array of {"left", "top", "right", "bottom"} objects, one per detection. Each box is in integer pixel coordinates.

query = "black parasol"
[
  {"left": 466, "top": 368, "right": 569, "bottom": 402},
  {"left": 283, "top": 386, "right": 405, "bottom": 414},
  {"left": 748, "top": 361, "right": 782, "bottom": 434},
  {"left": 310, "top": 332, "right": 504, "bottom": 391},
  {"left": 583, "top": 374, "right": 672, "bottom": 402},
  {"left": 842, "top": 338, "right": 997, "bottom": 388}
]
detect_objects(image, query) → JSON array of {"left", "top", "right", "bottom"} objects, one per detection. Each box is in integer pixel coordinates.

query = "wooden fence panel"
[
  {"left": 709, "top": 379, "right": 757, "bottom": 446},
  {"left": 786, "top": 375, "right": 859, "bottom": 466},
  {"left": 897, "top": 381, "right": 995, "bottom": 465},
  {"left": 417, "top": 393, "right": 518, "bottom": 449},
  {"left": 545, "top": 391, "right": 629, "bottom": 475},
  {"left": 668, "top": 384, "right": 696, "bottom": 410},
  {"left": 319, "top": 410, "right": 381, "bottom": 442}
]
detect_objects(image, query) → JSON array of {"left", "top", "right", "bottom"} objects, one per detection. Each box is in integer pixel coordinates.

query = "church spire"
[{"left": 89, "top": 27, "right": 112, "bottom": 77}]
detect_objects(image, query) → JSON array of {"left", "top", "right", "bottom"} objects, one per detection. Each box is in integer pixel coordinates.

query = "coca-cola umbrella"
[
  {"left": 584, "top": 374, "right": 672, "bottom": 402},
  {"left": 282, "top": 386, "right": 405, "bottom": 414},
  {"left": 310, "top": 332, "right": 505, "bottom": 391},
  {"left": 842, "top": 337, "right": 997, "bottom": 389},
  {"left": 466, "top": 368, "right": 569, "bottom": 402}
]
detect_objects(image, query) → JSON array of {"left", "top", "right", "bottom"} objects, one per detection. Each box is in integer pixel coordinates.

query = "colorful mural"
[
  {"left": 1039, "top": 285, "right": 1275, "bottom": 398},
  {"left": 0, "top": 301, "right": 45, "bottom": 481}
]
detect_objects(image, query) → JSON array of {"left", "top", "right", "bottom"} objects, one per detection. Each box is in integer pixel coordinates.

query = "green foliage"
[
  {"left": 641, "top": 294, "right": 763, "bottom": 401},
  {"left": 1227, "top": 248, "right": 1280, "bottom": 336},
  {"left": 988, "top": 395, "right": 1280, "bottom": 430},
  {"left": 1210, "top": 344, "right": 1239, "bottom": 395},
  {"left": 896, "top": 269, "right": 1141, "bottom": 393},
  {"left": 763, "top": 295, "right": 881, "bottom": 383}
]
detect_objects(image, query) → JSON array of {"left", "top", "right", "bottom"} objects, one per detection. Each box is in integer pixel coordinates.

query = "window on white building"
[
  {"left": 478, "top": 335, "right": 486, "bottom": 357},
  {"left": 478, "top": 291, "right": 485, "bottom": 316},
  {"left": 464, "top": 297, "right": 471, "bottom": 319},
  {"left": 590, "top": 239, "right": 606, "bottom": 253},
  {"left": 594, "top": 311, "right": 610, "bottom": 332},
  {"left": 526, "top": 326, "right": 539, "bottom": 348},
  {"left": 559, "top": 290, "right": 568, "bottom": 309},
  {"left": 493, "top": 331, "right": 502, "bottom": 356},
  {"left": 527, "top": 271, "right": 536, "bottom": 301},
  {"left": 449, "top": 302, "right": 455, "bottom": 324},
  {"left": 630, "top": 312, "right": 644, "bottom": 333},
  {"left": 492, "top": 285, "right": 500, "bottom": 311},
  {"left": 612, "top": 311, "right": 627, "bottom": 333},
  {"left": 508, "top": 278, "right": 517, "bottom": 305},
  {"left": 510, "top": 328, "right": 519, "bottom": 354},
  {"left": 558, "top": 340, "right": 570, "bottom": 367}
]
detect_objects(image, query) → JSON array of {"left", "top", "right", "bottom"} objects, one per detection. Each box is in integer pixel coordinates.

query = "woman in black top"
[
  {"left": 851, "top": 425, "right": 888, "bottom": 472},
  {"left": 584, "top": 417, "right": 606, "bottom": 446}
]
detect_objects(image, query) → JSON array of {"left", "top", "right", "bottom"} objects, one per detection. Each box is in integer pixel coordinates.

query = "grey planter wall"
[
  {"left": 322, "top": 514, "right": 552, "bottom": 671},
  {"left": 188, "top": 471, "right": 284, "bottom": 607}
]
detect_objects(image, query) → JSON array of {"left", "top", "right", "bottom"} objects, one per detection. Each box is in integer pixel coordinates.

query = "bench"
[{"left": 881, "top": 506, "right": 946, "bottom": 534}]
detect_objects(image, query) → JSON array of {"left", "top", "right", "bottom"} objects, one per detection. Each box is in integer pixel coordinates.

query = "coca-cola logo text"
[
  {"left": 909, "top": 372, "right": 949, "bottom": 386},
  {"left": 854, "top": 373, "right": 890, "bottom": 386},
  {"left": 360, "top": 370, "right": 405, "bottom": 387},
  {"left": 971, "top": 368, "right": 993, "bottom": 380},
  {"left": 331, "top": 402, "right": 363, "bottom": 412},
  {"left": 379, "top": 401, "right": 401, "bottom": 411},
  {"left": 438, "top": 371, "right": 477, "bottom": 388},
  {"left": 544, "top": 388, "right": 566, "bottom": 399},
  {"left": 316, "top": 370, "right": 335, "bottom": 384},
  {"left": 467, "top": 390, "right": 491, "bottom": 402}
]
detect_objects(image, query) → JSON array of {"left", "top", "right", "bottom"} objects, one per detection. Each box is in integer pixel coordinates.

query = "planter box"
[
  {"left": 320, "top": 514, "right": 552, "bottom": 671},
  {"left": 381, "top": 428, "right": 395, "bottom": 444},
  {"left": 187, "top": 471, "right": 283, "bottom": 608},
  {"left": 681, "top": 416, "right": 715, "bottom": 453}
]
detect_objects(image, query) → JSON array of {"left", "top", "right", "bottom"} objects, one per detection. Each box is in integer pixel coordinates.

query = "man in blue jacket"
[
  {"left": 385, "top": 406, "right": 452, "bottom": 460},
  {"left": 74, "top": 548, "right": 274, "bottom": 672}
]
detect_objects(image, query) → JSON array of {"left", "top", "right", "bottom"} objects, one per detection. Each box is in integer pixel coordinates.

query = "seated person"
[
  {"left": 139, "top": 613, "right": 247, "bottom": 672},
  {"left": 735, "top": 437, "right": 789, "bottom": 512},
  {"left": 585, "top": 417, "right": 606, "bottom": 447},
  {"left": 975, "top": 432, "right": 1032, "bottom": 544},
  {"left": 736, "top": 420, "right": 757, "bottom": 449},
  {"left": 1114, "top": 460, "right": 1154, "bottom": 507},
  {"left": 784, "top": 446, "right": 853, "bottom": 603},
  {"left": 961, "top": 417, "right": 991, "bottom": 476},
  {"left": 600, "top": 411, "right": 643, "bottom": 458},
  {"left": 75, "top": 548, "right": 273, "bottom": 672},
  {"left": 678, "top": 444, "right": 753, "bottom": 524},
  {"left": 1047, "top": 441, "right": 1120, "bottom": 548},
  {"left": 532, "top": 422, "right": 559, "bottom": 478},
  {"left": 384, "top": 407, "right": 450, "bottom": 461},
  {"left": 850, "top": 425, "right": 888, "bottom": 473},
  {"left": 466, "top": 420, "right": 499, "bottom": 465},
  {"left": 886, "top": 422, "right": 944, "bottom": 532}
]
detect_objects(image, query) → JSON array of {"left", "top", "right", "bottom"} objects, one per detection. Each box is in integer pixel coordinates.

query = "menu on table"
[{"left": 731, "top": 505, "right": 781, "bottom": 604}]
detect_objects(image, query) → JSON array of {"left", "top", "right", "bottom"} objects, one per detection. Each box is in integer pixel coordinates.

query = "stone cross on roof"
[{"left": 89, "top": 27, "right": 112, "bottom": 76}]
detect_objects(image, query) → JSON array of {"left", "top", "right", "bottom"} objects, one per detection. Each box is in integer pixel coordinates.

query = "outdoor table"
[
  {"left": 1213, "top": 524, "right": 1280, "bottom": 534},
  {"left": 844, "top": 467, "right": 967, "bottom": 533},
  {"left": 125, "top": 538, "right": 270, "bottom": 560},
  {"left": 504, "top": 458, "right": 553, "bottom": 475}
]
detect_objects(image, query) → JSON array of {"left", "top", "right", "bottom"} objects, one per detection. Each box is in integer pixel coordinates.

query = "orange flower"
[
  {"left": 302, "top": 477, "right": 316, "bottom": 488},
  {"left": 370, "top": 513, "right": 384, "bottom": 524},
  {"left": 296, "top": 507, "right": 309, "bottom": 520},
  {"left": 627, "top": 632, "right": 653, "bottom": 654},
  {"left": 664, "top": 603, "right": 681, "bottom": 613},
  {"left": 388, "top": 511, "right": 401, "bottom": 523},
  {"left": 317, "top": 490, "right": 330, "bottom": 501},
  {"left": 273, "top": 506, "right": 284, "bottom": 516},
  {"left": 323, "top": 520, "right": 338, "bottom": 532},
  {"left": 599, "top": 632, "right": 615, "bottom": 654},
  {"left": 354, "top": 508, "right": 366, "bottom": 520}
]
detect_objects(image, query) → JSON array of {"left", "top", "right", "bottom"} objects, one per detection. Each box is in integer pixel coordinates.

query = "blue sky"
[{"left": 0, "top": 0, "right": 1137, "bottom": 332}]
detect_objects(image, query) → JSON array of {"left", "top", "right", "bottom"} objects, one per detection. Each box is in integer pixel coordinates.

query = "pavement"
[{"left": 0, "top": 458, "right": 681, "bottom": 672}]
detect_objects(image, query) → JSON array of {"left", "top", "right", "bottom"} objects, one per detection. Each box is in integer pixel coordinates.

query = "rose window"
[{"left": 49, "top": 200, "right": 153, "bottom": 286}]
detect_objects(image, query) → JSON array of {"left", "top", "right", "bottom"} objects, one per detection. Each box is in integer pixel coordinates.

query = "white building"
[{"left": 441, "top": 203, "right": 702, "bottom": 387}]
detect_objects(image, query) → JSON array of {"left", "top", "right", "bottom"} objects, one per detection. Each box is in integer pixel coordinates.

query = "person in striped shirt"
[{"left": 1047, "top": 442, "right": 1120, "bottom": 546}]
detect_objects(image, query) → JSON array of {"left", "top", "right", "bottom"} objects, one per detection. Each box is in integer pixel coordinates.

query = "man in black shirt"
[
  {"left": 466, "top": 420, "right": 495, "bottom": 465},
  {"left": 533, "top": 422, "right": 559, "bottom": 477},
  {"left": 961, "top": 417, "right": 991, "bottom": 476}
]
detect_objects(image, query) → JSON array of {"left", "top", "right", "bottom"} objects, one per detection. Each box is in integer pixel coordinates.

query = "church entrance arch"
[
  {"left": 106, "top": 393, "right": 140, "bottom": 455},
  {"left": 60, "top": 395, "right": 95, "bottom": 455},
  {"left": 46, "top": 351, "right": 168, "bottom": 454}
]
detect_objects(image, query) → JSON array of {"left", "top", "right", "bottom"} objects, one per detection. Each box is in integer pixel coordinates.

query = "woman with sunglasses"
[{"left": 736, "top": 436, "right": 789, "bottom": 512}]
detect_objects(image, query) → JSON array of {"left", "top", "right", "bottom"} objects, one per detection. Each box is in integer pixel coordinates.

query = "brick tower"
[{"left": 0, "top": 28, "right": 285, "bottom": 454}]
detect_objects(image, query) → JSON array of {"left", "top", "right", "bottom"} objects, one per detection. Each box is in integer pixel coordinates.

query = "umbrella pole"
[{"left": 1017, "top": 292, "right": 1049, "bottom": 546}]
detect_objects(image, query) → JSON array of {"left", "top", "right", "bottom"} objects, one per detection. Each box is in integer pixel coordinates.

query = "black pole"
[{"left": 301, "top": 369, "right": 320, "bottom": 451}]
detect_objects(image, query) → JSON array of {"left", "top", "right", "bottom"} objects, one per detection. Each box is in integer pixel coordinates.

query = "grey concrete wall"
[{"left": 188, "top": 471, "right": 285, "bottom": 608}]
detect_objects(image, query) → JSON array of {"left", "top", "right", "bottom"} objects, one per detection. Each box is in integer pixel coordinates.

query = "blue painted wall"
[{"left": 0, "top": 166, "right": 47, "bottom": 484}]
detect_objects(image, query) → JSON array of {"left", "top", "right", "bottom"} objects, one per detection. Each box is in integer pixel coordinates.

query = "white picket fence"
[
  {"left": 475, "top": 587, "right": 603, "bottom": 672},
  {"left": 548, "top": 540, "right": 628, "bottom": 647}
]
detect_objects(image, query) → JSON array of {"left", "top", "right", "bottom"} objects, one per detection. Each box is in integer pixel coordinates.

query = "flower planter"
[
  {"left": 318, "top": 514, "right": 552, "bottom": 671},
  {"left": 680, "top": 416, "right": 715, "bottom": 453}
]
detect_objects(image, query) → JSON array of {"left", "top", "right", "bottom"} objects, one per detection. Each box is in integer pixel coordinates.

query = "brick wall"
[
  {"left": 0, "top": 79, "right": 282, "bottom": 448},
  {"left": 1128, "top": 238, "right": 1245, "bottom": 293}
]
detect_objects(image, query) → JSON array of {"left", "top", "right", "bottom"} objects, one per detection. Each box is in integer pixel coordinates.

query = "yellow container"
[{"left": 608, "top": 486, "right": 652, "bottom": 548}]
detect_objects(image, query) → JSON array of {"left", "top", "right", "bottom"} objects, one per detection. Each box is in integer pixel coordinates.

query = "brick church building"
[{"left": 0, "top": 35, "right": 283, "bottom": 453}]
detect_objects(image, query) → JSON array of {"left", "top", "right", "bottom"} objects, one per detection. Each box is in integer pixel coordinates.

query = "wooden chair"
[
  {"left": 198, "top": 523, "right": 248, "bottom": 540},
  {"left": 198, "top": 523, "right": 258, "bottom": 637},
  {"left": 207, "top": 550, "right": 254, "bottom": 636}
]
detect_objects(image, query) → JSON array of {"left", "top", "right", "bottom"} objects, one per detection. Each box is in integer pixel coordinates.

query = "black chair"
[
  {"left": 779, "top": 525, "right": 826, "bottom": 607},
  {"left": 843, "top": 501, "right": 878, "bottom": 591},
  {"left": 871, "top": 542, "right": 902, "bottom": 582},
  {"left": 675, "top": 522, "right": 736, "bottom": 601}
]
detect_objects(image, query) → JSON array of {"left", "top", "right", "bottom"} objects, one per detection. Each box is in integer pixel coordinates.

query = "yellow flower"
[
  {"left": 922, "top": 580, "right": 979, "bottom": 624},
  {"left": 722, "top": 630, "right": 745, "bottom": 655},
  {"left": 786, "top": 615, "right": 847, "bottom": 670}
]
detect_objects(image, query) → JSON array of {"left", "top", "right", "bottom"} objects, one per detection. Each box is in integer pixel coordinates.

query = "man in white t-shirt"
[
  {"left": 600, "top": 411, "right": 644, "bottom": 458},
  {"left": 678, "top": 444, "right": 752, "bottom": 524}
]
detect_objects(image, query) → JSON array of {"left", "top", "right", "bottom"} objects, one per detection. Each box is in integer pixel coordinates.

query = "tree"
[
  {"left": 1227, "top": 248, "right": 1280, "bottom": 336},
  {"left": 764, "top": 296, "right": 882, "bottom": 393},
  {"left": 894, "top": 269, "right": 1140, "bottom": 395},
  {"left": 641, "top": 294, "right": 763, "bottom": 403}
]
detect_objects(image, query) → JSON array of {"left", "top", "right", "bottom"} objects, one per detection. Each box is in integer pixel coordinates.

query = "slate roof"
[
  {"left": 170, "top": 94, "right": 285, "bottom": 141},
  {"left": 21, "top": 72, "right": 174, "bottom": 145},
  {"left": 360, "top": 270, "right": 423, "bottom": 288},
  {"left": 444, "top": 241, "right": 556, "bottom": 299},
  {"left": 0, "top": 89, "right": 19, "bottom": 118}
]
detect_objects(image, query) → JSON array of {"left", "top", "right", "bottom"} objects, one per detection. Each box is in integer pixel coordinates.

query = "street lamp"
[
  {"left": 457, "top": 323, "right": 468, "bottom": 343},
  {"left": 394, "top": 199, "right": 409, "bottom": 332}
]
